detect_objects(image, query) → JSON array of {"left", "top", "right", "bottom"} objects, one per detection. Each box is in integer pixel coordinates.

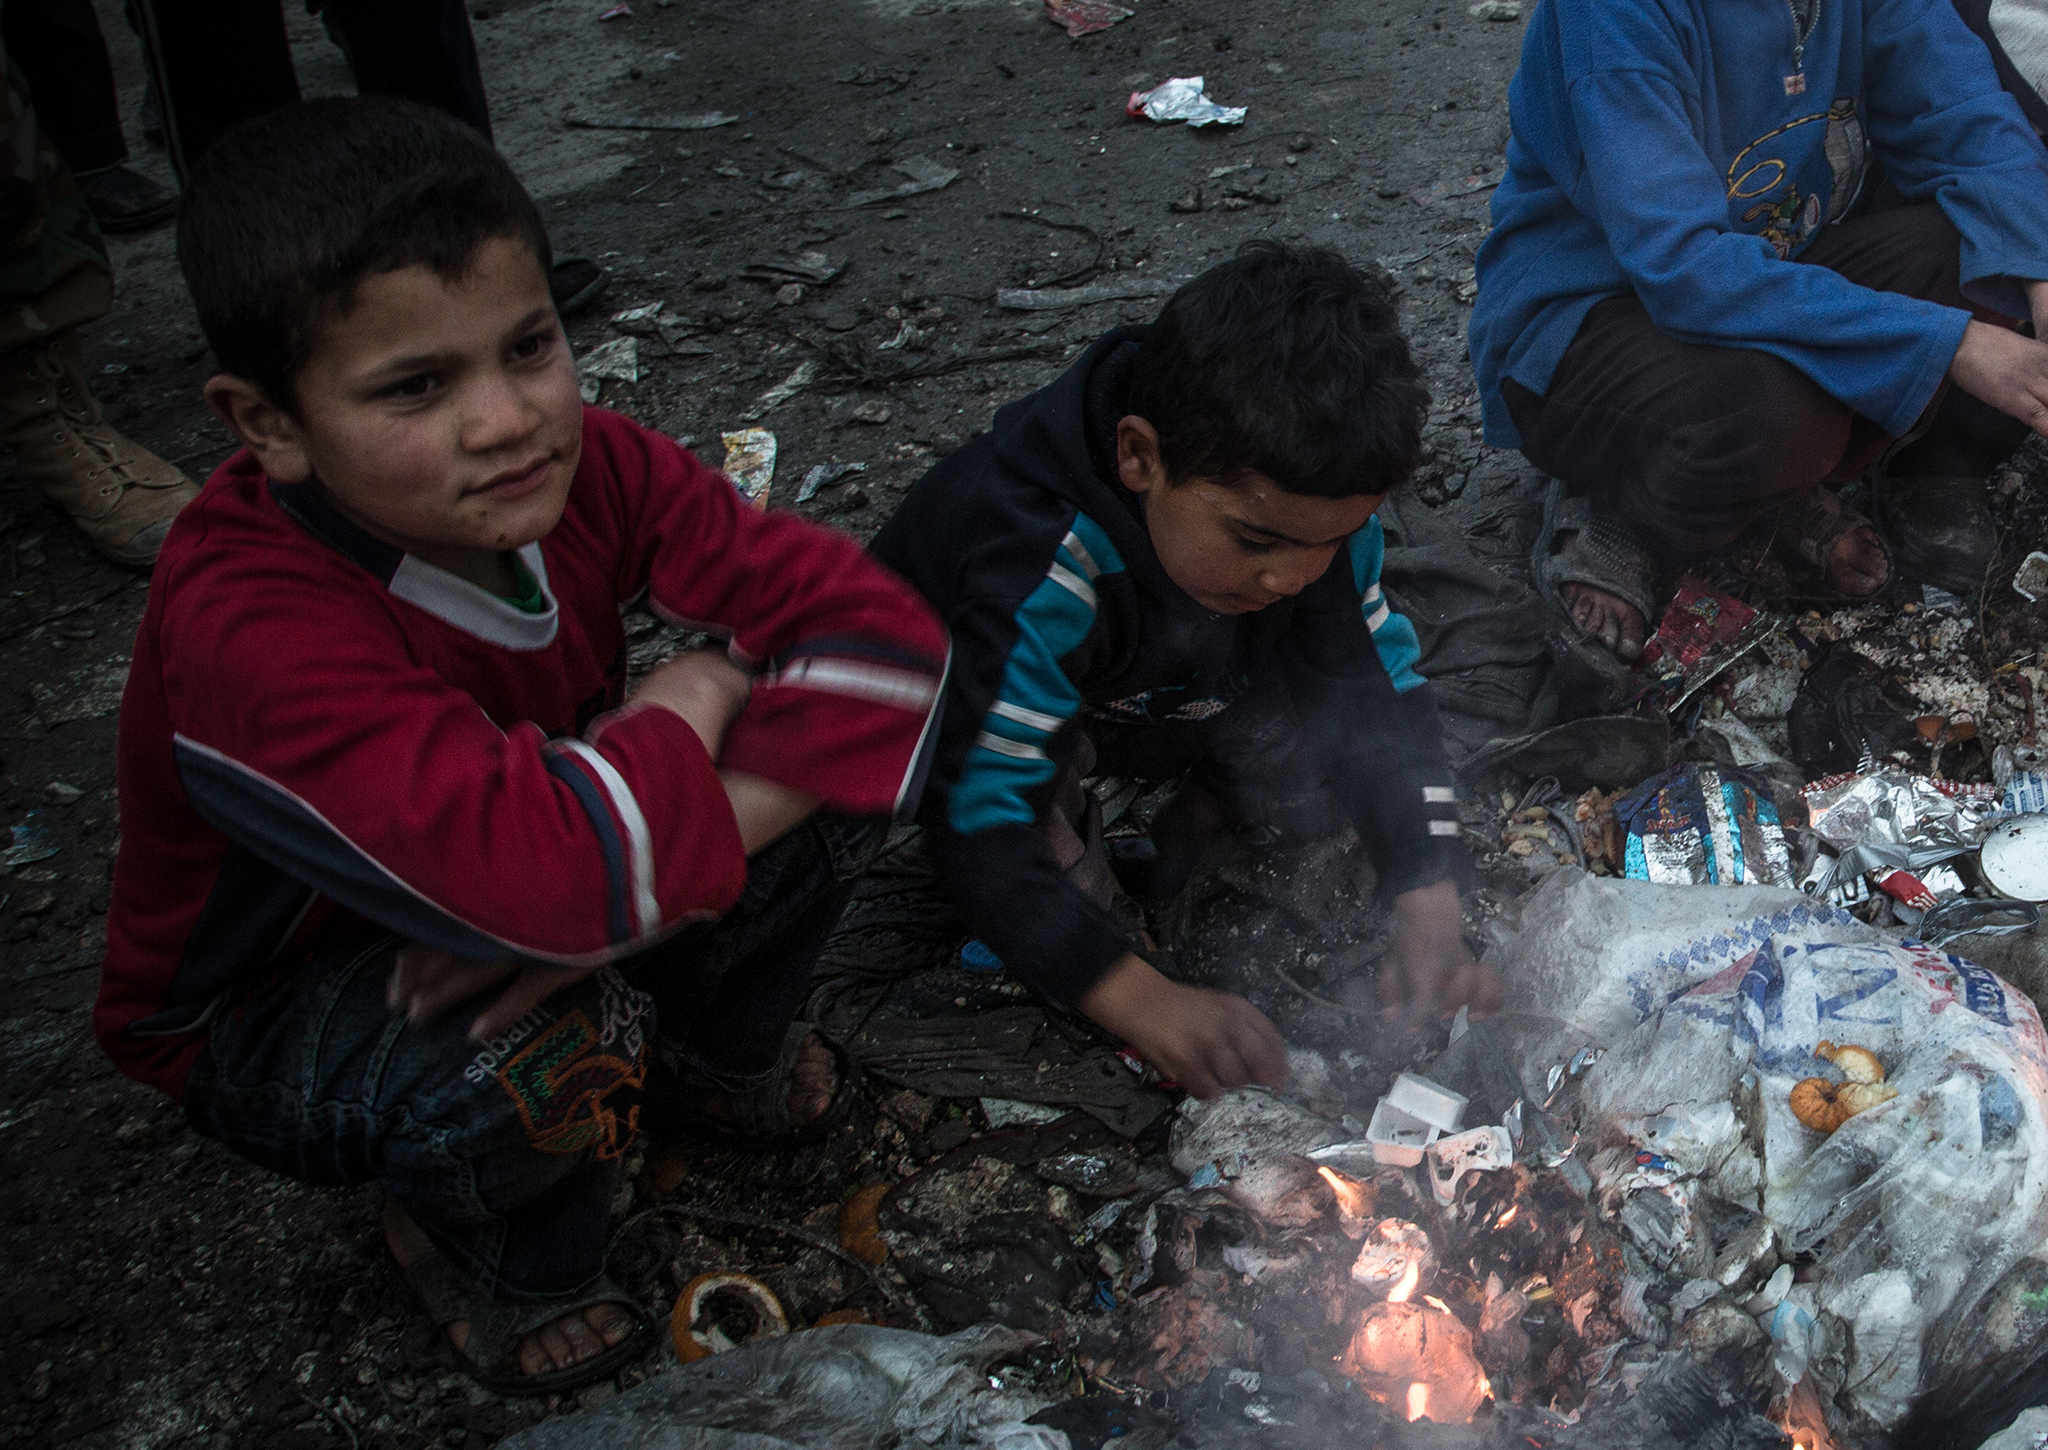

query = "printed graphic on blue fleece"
[
  {"left": 947, "top": 514, "right": 1126, "bottom": 834},
  {"left": 1348, "top": 517, "right": 1425, "bottom": 694}
]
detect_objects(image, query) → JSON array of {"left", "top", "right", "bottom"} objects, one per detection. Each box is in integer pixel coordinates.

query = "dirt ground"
[{"left": 0, "top": 1, "right": 1533, "bottom": 1445}]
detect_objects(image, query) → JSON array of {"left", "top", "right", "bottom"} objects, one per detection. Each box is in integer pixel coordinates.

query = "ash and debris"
[{"left": 11, "top": 0, "right": 2048, "bottom": 1447}]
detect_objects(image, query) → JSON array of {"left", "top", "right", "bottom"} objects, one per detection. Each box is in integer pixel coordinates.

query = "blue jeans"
[{"left": 181, "top": 815, "right": 883, "bottom": 1304}]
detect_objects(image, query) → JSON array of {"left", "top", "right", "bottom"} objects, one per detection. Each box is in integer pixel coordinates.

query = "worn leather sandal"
[
  {"left": 396, "top": 1245, "right": 654, "bottom": 1398},
  {"left": 649, "top": 1023, "right": 858, "bottom": 1150},
  {"left": 1530, "top": 478, "right": 1658, "bottom": 648},
  {"left": 1771, "top": 484, "right": 1894, "bottom": 601}
]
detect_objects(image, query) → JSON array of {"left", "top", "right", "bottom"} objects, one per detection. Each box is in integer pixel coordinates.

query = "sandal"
[
  {"left": 1530, "top": 478, "right": 1658, "bottom": 648},
  {"left": 396, "top": 1244, "right": 654, "bottom": 1398},
  {"left": 651, "top": 1023, "right": 859, "bottom": 1150},
  {"left": 1771, "top": 484, "right": 1894, "bottom": 600}
]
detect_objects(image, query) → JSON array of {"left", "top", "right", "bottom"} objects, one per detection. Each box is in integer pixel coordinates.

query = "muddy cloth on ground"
[
  {"left": 848, "top": 1005, "right": 1170, "bottom": 1138},
  {"left": 496, "top": 1323, "right": 1056, "bottom": 1449},
  {"left": 1376, "top": 489, "right": 1561, "bottom": 763}
]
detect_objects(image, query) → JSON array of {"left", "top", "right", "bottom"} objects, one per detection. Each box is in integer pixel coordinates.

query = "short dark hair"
[
  {"left": 177, "top": 96, "right": 552, "bottom": 412},
  {"left": 1128, "top": 240, "right": 1429, "bottom": 498}
]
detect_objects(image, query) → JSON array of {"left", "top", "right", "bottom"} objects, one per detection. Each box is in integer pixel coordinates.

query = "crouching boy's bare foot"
[{"left": 381, "top": 1198, "right": 639, "bottom": 1381}]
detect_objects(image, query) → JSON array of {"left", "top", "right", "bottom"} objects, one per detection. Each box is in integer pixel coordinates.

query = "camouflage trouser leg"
[{"left": 0, "top": 35, "right": 112, "bottom": 353}]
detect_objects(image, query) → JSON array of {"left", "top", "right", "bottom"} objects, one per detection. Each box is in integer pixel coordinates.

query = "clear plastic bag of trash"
[
  {"left": 1489, "top": 871, "right": 2048, "bottom": 1443},
  {"left": 496, "top": 1324, "right": 1059, "bottom": 1449}
]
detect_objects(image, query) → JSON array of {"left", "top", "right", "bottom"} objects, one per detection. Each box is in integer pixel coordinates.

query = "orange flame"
[
  {"left": 1387, "top": 1257, "right": 1421, "bottom": 1304},
  {"left": 1496, "top": 1204, "right": 1519, "bottom": 1227},
  {"left": 1406, "top": 1383, "right": 1431, "bottom": 1422},
  {"left": 1318, "top": 1166, "right": 1371, "bottom": 1219},
  {"left": 1422, "top": 1295, "right": 1453, "bottom": 1315}
]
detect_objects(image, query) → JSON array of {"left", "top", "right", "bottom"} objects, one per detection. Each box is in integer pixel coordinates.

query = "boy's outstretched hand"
[
  {"left": 1078, "top": 953, "right": 1290, "bottom": 1100},
  {"left": 1378, "top": 878, "right": 1502, "bottom": 1029}
]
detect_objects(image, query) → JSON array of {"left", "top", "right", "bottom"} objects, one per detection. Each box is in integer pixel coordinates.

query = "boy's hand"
[
  {"left": 632, "top": 647, "right": 754, "bottom": 761},
  {"left": 1378, "top": 879, "right": 1502, "bottom": 1029},
  {"left": 1077, "top": 953, "right": 1289, "bottom": 1100},
  {"left": 1950, "top": 319, "right": 2048, "bottom": 437},
  {"left": 387, "top": 943, "right": 592, "bottom": 1041}
]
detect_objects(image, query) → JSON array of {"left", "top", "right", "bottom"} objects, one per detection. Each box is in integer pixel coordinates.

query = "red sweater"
[{"left": 97, "top": 408, "right": 948, "bottom": 1097}]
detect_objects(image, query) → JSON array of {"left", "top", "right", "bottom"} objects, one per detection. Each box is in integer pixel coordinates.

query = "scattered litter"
[
  {"left": 1385, "top": 1071, "right": 1467, "bottom": 1133},
  {"left": 1495, "top": 869, "right": 2048, "bottom": 1435},
  {"left": 1348, "top": 1219, "right": 1435, "bottom": 1296},
  {"left": 497, "top": 1324, "right": 1056, "bottom": 1449},
  {"left": 740, "top": 360, "right": 820, "bottom": 422},
  {"left": 1168, "top": 1088, "right": 1343, "bottom": 1225},
  {"left": 671, "top": 1272, "right": 789, "bottom": 1362},
  {"left": 795, "top": 461, "right": 867, "bottom": 504},
  {"left": 1125, "top": 77, "right": 1248, "bottom": 128},
  {"left": 3, "top": 813, "right": 60, "bottom": 869},
  {"left": 980, "top": 1098, "right": 1067, "bottom": 1129},
  {"left": 846, "top": 399, "right": 892, "bottom": 425},
  {"left": 1917, "top": 895, "right": 2039, "bottom": 946},
  {"left": 1035, "top": 1145, "right": 1140, "bottom": 1197},
  {"left": 567, "top": 110, "right": 737, "bottom": 130},
  {"left": 2006, "top": 770, "right": 2048, "bottom": 813},
  {"left": 1982, "top": 814, "right": 2048, "bottom": 901},
  {"left": 1616, "top": 762, "right": 1793, "bottom": 887},
  {"left": 1361, "top": 1098, "right": 1437, "bottom": 1166},
  {"left": 720, "top": 429, "right": 777, "bottom": 507},
  {"left": 1043, "top": 0, "right": 1131, "bottom": 37},
  {"left": 597, "top": 2, "right": 631, "bottom": 18},
  {"left": 741, "top": 251, "right": 847, "bottom": 286},
  {"left": 847, "top": 155, "right": 959, "bottom": 207},
  {"left": 1804, "top": 765, "right": 2001, "bottom": 861},
  {"left": 41, "top": 782, "right": 81, "bottom": 806},
  {"left": 1424, "top": 1125, "right": 1515, "bottom": 1204},
  {"left": 994, "top": 276, "right": 1181, "bottom": 311},
  {"left": 2014, "top": 550, "right": 2048, "bottom": 603},
  {"left": 1638, "top": 577, "right": 1774, "bottom": 713},
  {"left": 1468, "top": 0, "right": 1523, "bottom": 15},
  {"left": 577, "top": 335, "right": 640, "bottom": 402}
]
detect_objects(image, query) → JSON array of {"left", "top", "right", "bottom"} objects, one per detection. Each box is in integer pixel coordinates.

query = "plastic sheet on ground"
[
  {"left": 497, "top": 1324, "right": 1057, "bottom": 1449},
  {"left": 1488, "top": 871, "right": 2048, "bottom": 1442}
]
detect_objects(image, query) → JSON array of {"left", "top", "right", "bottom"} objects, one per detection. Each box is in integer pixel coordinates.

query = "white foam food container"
[
  {"left": 1386, "top": 1071, "right": 1468, "bottom": 1133},
  {"left": 1367, "top": 1099, "right": 1441, "bottom": 1167}
]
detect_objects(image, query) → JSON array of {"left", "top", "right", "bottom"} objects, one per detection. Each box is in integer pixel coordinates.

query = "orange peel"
[{"left": 671, "top": 1271, "right": 789, "bottom": 1363}]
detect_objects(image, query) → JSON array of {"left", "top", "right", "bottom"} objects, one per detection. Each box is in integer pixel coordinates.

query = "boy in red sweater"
[{"left": 94, "top": 98, "right": 947, "bottom": 1394}]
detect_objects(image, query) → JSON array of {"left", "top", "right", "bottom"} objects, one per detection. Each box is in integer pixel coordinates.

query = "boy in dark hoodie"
[{"left": 872, "top": 242, "right": 1499, "bottom": 1098}]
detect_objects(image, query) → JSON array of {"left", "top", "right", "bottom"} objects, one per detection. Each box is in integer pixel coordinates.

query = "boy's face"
[
  {"left": 1116, "top": 416, "right": 1381, "bottom": 615},
  {"left": 206, "top": 236, "right": 583, "bottom": 586}
]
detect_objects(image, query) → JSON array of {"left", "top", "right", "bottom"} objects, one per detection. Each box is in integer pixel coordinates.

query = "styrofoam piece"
[
  {"left": 1425, "top": 1125, "right": 1515, "bottom": 1205},
  {"left": 1386, "top": 1071, "right": 1468, "bottom": 1133},
  {"left": 1367, "top": 1098, "right": 1441, "bottom": 1167}
]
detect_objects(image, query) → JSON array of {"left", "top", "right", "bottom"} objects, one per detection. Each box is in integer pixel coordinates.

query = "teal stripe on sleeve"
[
  {"left": 947, "top": 513, "right": 1121, "bottom": 834},
  {"left": 1348, "top": 517, "right": 1427, "bottom": 694}
]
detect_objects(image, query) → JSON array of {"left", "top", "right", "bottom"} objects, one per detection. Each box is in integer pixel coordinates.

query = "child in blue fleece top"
[{"left": 1471, "top": 0, "right": 2048, "bottom": 659}]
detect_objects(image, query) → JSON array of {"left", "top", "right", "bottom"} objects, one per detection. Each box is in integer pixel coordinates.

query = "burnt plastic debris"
[{"left": 1787, "top": 644, "right": 1935, "bottom": 777}]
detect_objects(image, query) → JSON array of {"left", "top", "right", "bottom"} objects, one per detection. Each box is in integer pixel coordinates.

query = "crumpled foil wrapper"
[{"left": 1802, "top": 767, "right": 2003, "bottom": 856}]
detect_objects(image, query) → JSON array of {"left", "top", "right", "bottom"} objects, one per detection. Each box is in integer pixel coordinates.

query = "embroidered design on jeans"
[{"left": 497, "top": 998, "right": 648, "bottom": 1159}]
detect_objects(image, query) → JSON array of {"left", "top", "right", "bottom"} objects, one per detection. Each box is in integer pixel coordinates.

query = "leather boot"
[{"left": 0, "top": 327, "right": 197, "bottom": 567}]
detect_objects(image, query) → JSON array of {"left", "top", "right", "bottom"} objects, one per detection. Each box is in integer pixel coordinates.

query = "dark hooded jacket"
[{"left": 871, "top": 325, "right": 1467, "bottom": 1007}]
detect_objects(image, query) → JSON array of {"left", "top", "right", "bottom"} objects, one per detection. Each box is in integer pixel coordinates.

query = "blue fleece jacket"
[{"left": 1470, "top": 0, "right": 2048, "bottom": 448}]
